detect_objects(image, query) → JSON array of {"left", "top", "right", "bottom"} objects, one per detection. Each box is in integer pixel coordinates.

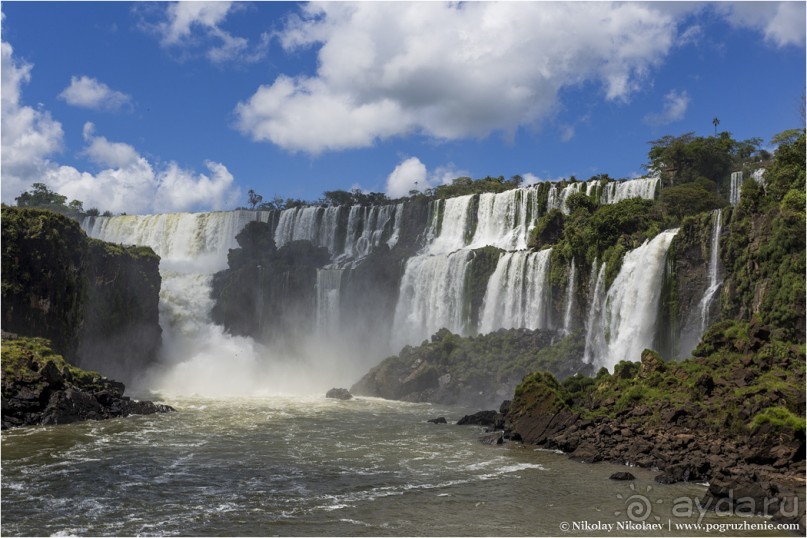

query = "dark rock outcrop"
[
  {"left": 325, "top": 388, "right": 353, "bottom": 400},
  {"left": 499, "top": 332, "right": 805, "bottom": 530},
  {"left": 2, "top": 335, "right": 173, "bottom": 430},
  {"left": 427, "top": 417, "right": 447, "bottom": 424},
  {"left": 1, "top": 208, "right": 162, "bottom": 383},
  {"left": 609, "top": 472, "right": 636, "bottom": 481},
  {"left": 456, "top": 410, "right": 497, "bottom": 427},
  {"left": 351, "top": 327, "right": 584, "bottom": 409}
]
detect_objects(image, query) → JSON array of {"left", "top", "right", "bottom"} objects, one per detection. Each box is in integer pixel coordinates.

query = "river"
[{"left": 1, "top": 395, "right": 780, "bottom": 536}]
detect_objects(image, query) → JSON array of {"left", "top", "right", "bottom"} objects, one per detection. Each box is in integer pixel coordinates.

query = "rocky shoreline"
[
  {"left": 1, "top": 334, "right": 173, "bottom": 430},
  {"left": 448, "top": 323, "right": 807, "bottom": 530}
]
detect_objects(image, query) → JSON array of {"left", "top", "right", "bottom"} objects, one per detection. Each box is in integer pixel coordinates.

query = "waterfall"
[
  {"left": 82, "top": 211, "right": 276, "bottom": 395},
  {"left": 81, "top": 210, "right": 371, "bottom": 396},
  {"left": 729, "top": 171, "right": 743, "bottom": 206},
  {"left": 562, "top": 258, "right": 576, "bottom": 335},
  {"left": 391, "top": 250, "right": 473, "bottom": 349},
  {"left": 600, "top": 177, "right": 659, "bottom": 205},
  {"left": 341, "top": 204, "right": 398, "bottom": 260},
  {"left": 274, "top": 206, "right": 343, "bottom": 255},
  {"left": 697, "top": 209, "right": 723, "bottom": 333},
  {"left": 426, "top": 195, "right": 475, "bottom": 254},
  {"left": 316, "top": 268, "right": 343, "bottom": 336},
  {"left": 584, "top": 229, "right": 679, "bottom": 370},
  {"left": 546, "top": 182, "right": 585, "bottom": 215},
  {"left": 469, "top": 188, "right": 538, "bottom": 250},
  {"left": 478, "top": 249, "right": 552, "bottom": 333},
  {"left": 583, "top": 262, "right": 607, "bottom": 365}
]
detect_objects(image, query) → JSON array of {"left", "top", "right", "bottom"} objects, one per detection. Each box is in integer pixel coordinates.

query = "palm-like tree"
[{"left": 712, "top": 117, "right": 720, "bottom": 136}]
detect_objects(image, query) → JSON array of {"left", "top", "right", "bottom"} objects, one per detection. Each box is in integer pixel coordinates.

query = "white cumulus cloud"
[
  {"left": 58, "top": 75, "right": 132, "bottom": 111},
  {"left": 385, "top": 156, "right": 466, "bottom": 198},
  {"left": 386, "top": 157, "right": 427, "bottom": 198},
  {"left": 1, "top": 41, "right": 64, "bottom": 202},
  {"left": 1, "top": 38, "right": 240, "bottom": 214},
  {"left": 152, "top": 1, "right": 268, "bottom": 65},
  {"left": 236, "top": 2, "right": 681, "bottom": 154},
  {"left": 717, "top": 2, "right": 806, "bottom": 48},
  {"left": 643, "top": 89, "right": 690, "bottom": 126}
]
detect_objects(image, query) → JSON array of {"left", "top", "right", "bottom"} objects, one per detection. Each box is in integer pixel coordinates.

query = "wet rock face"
[
  {"left": 1, "top": 335, "right": 173, "bottom": 430},
  {"left": 325, "top": 388, "right": 353, "bottom": 400},
  {"left": 1, "top": 208, "right": 162, "bottom": 383}
]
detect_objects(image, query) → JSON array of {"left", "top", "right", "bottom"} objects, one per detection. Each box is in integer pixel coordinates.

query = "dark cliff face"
[
  {"left": 210, "top": 222, "right": 332, "bottom": 348},
  {"left": 1, "top": 207, "right": 162, "bottom": 382}
]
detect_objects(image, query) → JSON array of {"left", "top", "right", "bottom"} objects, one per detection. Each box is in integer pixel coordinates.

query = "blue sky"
[{"left": 1, "top": 1, "right": 804, "bottom": 214}]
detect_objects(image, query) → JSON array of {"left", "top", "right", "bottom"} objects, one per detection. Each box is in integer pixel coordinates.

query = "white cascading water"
[
  {"left": 562, "top": 258, "right": 576, "bottom": 335},
  {"left": 393, "top": 186, "right": 555, "bottom": 349},
  {"left": 469, "top": 188, "right": 539, "bottom": 250},
  {"left": 391, "top": 250, "right": 473, "bottom": 349},
  {"left": 582, "top": 261, "right": 607, "bottom": 365},
  {"left": 729, "top": 171, "right": 743, "bottom": 206},
  {"left": 599, "top": 177, "right": 659, "bottom": 205},
  {"left": 316, "top": 268, "right": 343, "bottom": 336},
  {"left": 274, "top": 206, "right": 341, "bottom": 254},
  {"left": 546, "top": 182, "right": 587, "bottom": 215},
  {"left": 584, "top": 229, "right": 679, "bottom": 370},
  {"left": 697, "top": 209, "right": 723, "bottom": 333},
  {"left": 339, "top": 204, "right": 400, "bottom": 261},
  {"left": 478, "top": 249, "right": 552, "bottom": 333},
  {"left": 82, "top": 211, "right": 363, "bottom": 396},
  {"left": 426, "top": 195, "right": 475, "bottom": 255}
]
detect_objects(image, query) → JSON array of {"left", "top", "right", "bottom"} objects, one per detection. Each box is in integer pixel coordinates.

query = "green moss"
[
  {"left": 750, "top": 406, "right": 805, "bottom": 433},
  {"left": 2, "top": 336, "right": 106, "bottom": 392}
]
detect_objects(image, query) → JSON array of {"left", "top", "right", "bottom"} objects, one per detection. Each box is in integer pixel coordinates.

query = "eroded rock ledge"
[
  {"left": 1, "top": 335, "right": 173, "bottom": 430},
  {"left": 493, "top": 324, "right": 805, "bottom": 528}
]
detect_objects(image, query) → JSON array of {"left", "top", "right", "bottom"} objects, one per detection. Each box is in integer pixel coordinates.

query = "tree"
[
  {"left": 247, "top": 189, "right": 263, "bottom": 210},
  {"left": 712, "top": 117, "right": 720, "bottom": 136},
  {"left": 15, "top": 183, "right": 68, "bottom": 208}
]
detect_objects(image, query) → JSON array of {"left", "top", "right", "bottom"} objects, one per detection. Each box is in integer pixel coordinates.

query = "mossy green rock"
[
  {"left": 1, "top": 335, "right": 173, "bottom": 429},
  {"left": 1, "top": 207, "right": 162, "bottom": 382}
]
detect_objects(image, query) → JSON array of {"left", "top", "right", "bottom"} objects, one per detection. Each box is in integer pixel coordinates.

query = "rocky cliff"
[
  {"left": 2, "top": 334, "right": 172, "bottom": 429},
  {"left": 351, "top": 328, "right": 589, "bottom": 409},
  {"left": 1, "top": 207, "right": 162, "bottom": 382}
]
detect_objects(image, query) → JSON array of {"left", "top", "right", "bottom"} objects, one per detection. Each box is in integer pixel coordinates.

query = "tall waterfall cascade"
[
  {"left": 80, "top": 178, "right": 677, "bottom": 391},
  {"left": 583, "top": 229, "right": 679, "bottom": 371},
  {"left": 562, "top": 258, "right": 576, "bottom": 335},
  {"left": 478, "top": 249, "right": 552, "bottom": 334},
  {"left": 729, "top": 169, "right": 766, "bottom": 206},
  {"left": 729, "top": 172, "right": 743, "bottom": 206},
  {"left": 697, "top": 209, "right": 723, "bottom": 333}
]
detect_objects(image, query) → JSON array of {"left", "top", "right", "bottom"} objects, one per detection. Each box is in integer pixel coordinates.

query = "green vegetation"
[
  {"left": 1, "top": 206, "right": 162, "bottom": 372},
  {"left": 358, "top": 327, "right": 590, "bottom": 403},
  {"left": 429, "top": 175, "right": 523, "bottom": 199},
  {"left": 14, "top": 183, "right": 112, "bottom": 218},
  {"left": 2, "top": 336, "right": 107, "bottom": 392},
  {"left": 646, "top": 132, "right": 764, "bottom": 189},
  {"left": 511, "top": 320, "right": 805, "bottom": 438},
  {"left": 720, "top": 131, "right": 806, "bottom": 341}
]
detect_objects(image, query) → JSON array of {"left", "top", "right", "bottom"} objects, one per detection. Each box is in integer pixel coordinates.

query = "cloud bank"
[
  {"left": 1, "top": 40, "right": 240, "bottom": 214},
  {"left": 235, "top": 2, "right": 681, "bottom": 154}
]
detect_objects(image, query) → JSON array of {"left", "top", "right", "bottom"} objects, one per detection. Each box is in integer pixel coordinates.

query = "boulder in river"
[{"left": 325, "top": 388, "right": 353, "bottom": 400}]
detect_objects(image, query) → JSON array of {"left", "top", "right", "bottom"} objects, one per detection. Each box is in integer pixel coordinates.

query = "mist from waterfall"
[
  {"left": 80, "top": 179, "right": 676, "bottom": 394},
  {"left": 82, "top": 211, "right": 363, "bottom": 397}
]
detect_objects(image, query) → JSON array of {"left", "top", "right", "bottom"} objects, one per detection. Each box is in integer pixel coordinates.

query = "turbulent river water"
[{"left": 1, "top": 396, "right": 777, "bottom": 536}]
